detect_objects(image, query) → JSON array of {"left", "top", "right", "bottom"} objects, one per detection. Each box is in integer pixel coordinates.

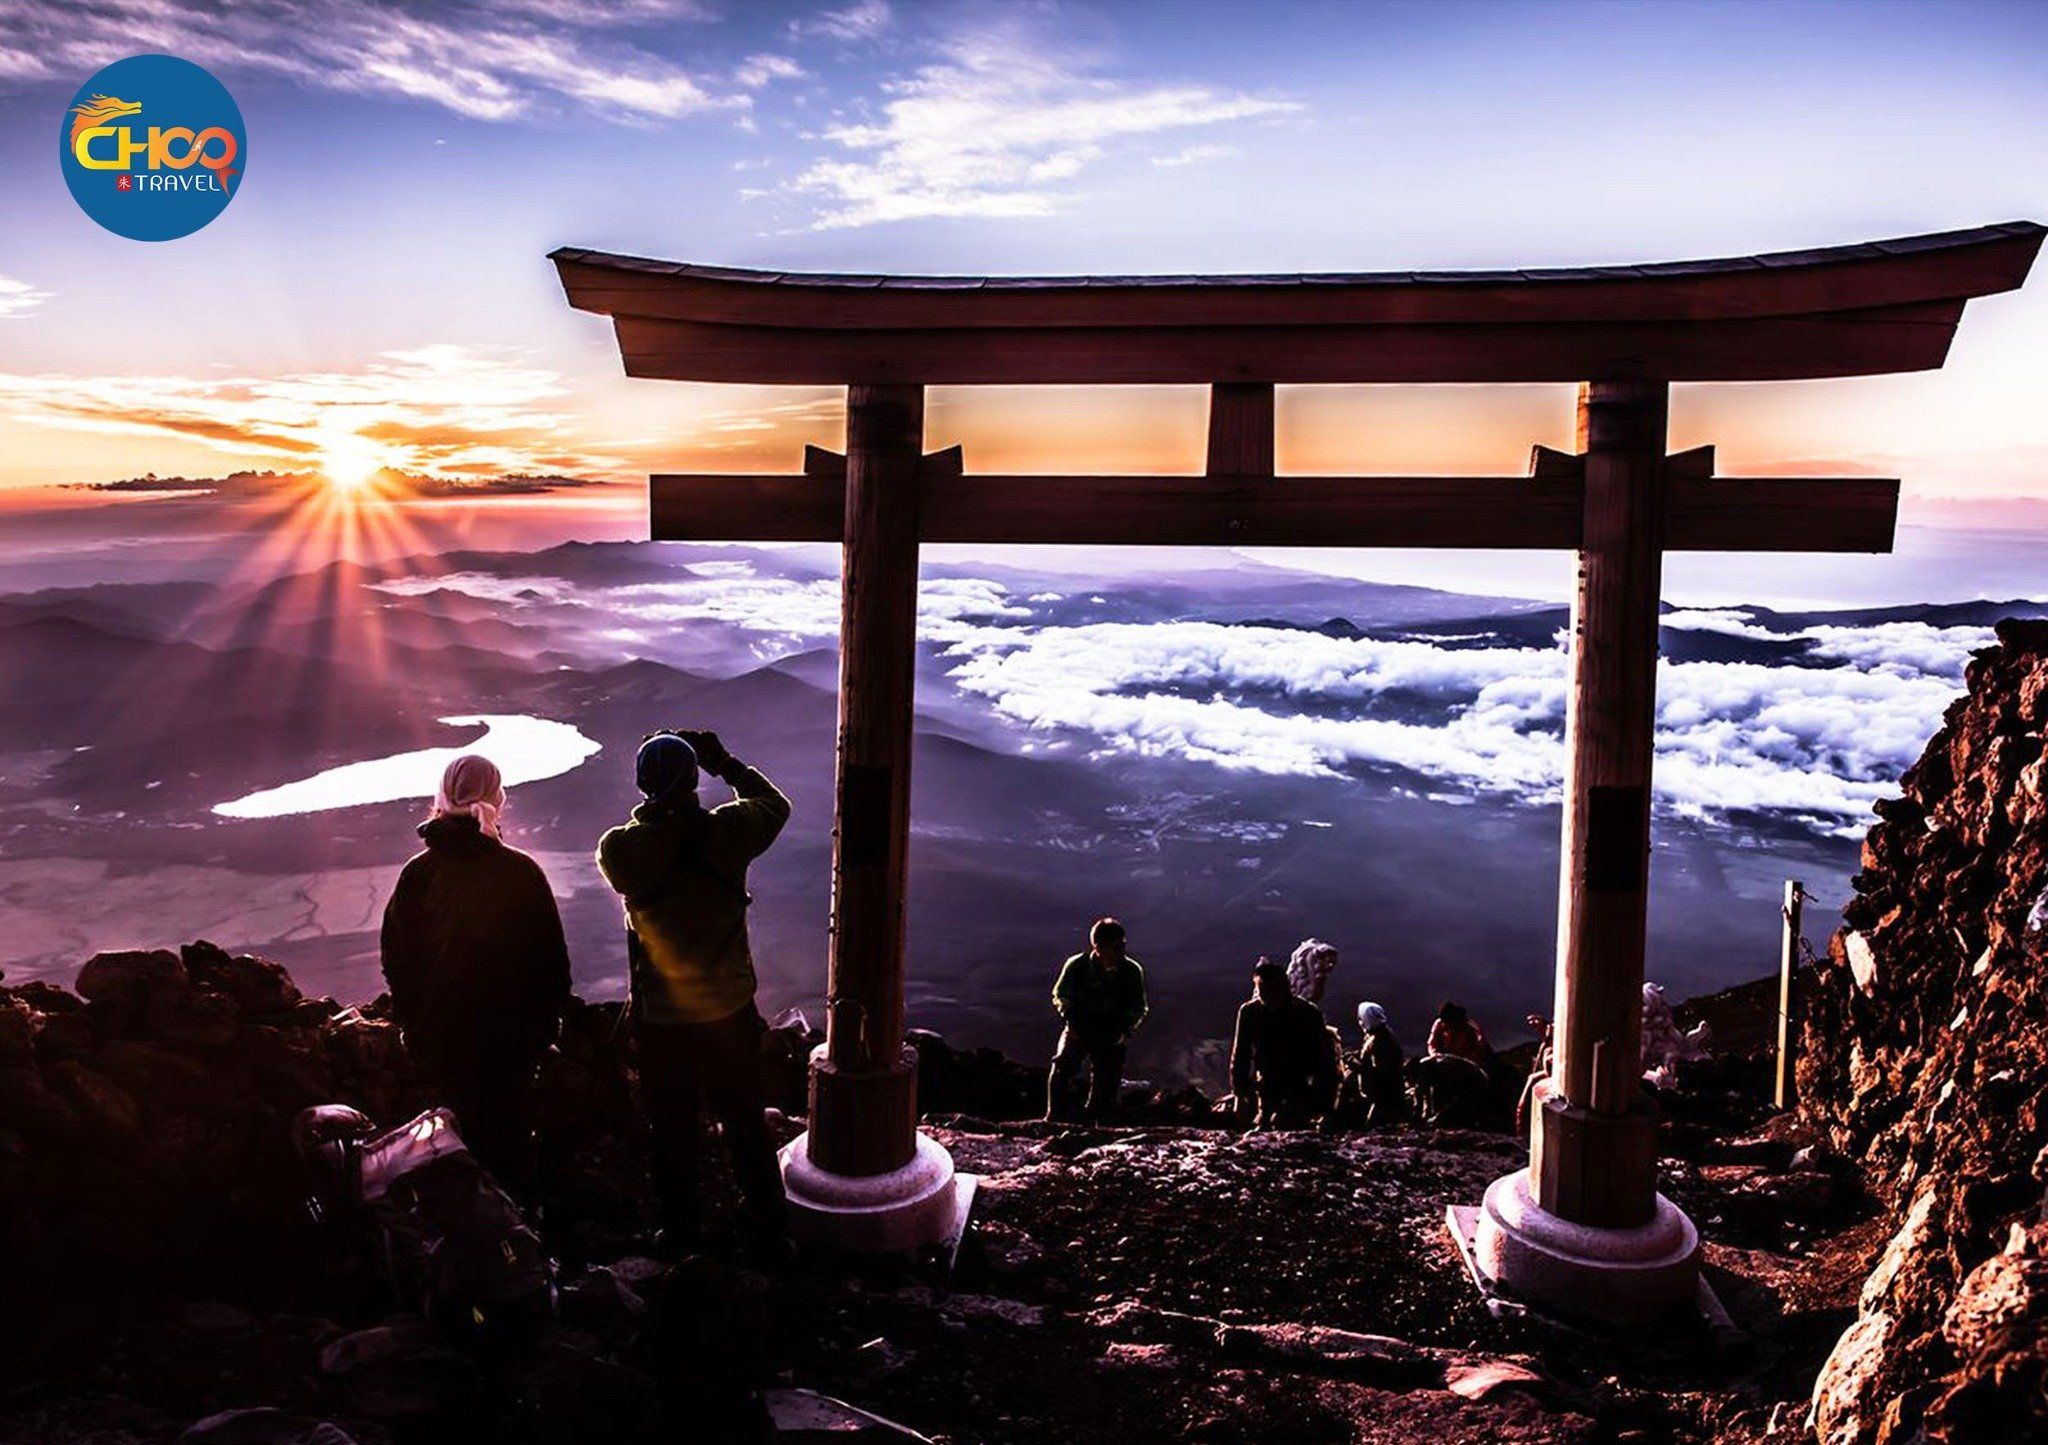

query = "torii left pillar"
[{"left": 779, "top": 383, "right": 976, "bottom": 1252}]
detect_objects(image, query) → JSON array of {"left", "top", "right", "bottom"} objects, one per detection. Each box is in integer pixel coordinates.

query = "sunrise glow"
[
  {"left": 318, "top": 429, "right": 387, "bottom": 494},
  {"left": 2, "top": 4, "right": 2046, "bottom": 508}
]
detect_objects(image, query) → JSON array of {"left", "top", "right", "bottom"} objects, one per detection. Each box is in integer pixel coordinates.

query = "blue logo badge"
[{"left": 61, "top": 54, "right": 246, "bottom": 242}]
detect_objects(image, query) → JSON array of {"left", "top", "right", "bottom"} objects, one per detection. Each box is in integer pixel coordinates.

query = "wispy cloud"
[
  {"left": 381, "top": 567, "right": 1028, "bottom": 656},
  {"left": 687, "top": 392, "right": 843, "bottom": 448},
  {"left": 734, "top": 52, "right": 808, "bottom": 89},
  {"left": 0, "top": 0, "right": 740, "bottom": 124},
  {"left": 0, "top": 346, "right": 619, "bottom": 479},
  {"left": 496, "top": 0, "right": 714, "bottom": 24},
  {"left": 789, "top": 19, "right": 1300, "bottom": 228},
  {"left": 791, "top": 0, "right": 893, "bottom": 44},
  {"left": 0, "top": 274, "right": 50, "bottom": 320},
  {"left": 1151, "top": 142, "right": 1240, "bottom": 167}
]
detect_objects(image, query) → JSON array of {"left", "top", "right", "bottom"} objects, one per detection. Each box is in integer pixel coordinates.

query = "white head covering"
[
  {"left": 431, "top": 753, "right": 506, "bottom": 839},
  {"left": 1358, "top": 1001, "right": 1388, "bottom": 1032}
]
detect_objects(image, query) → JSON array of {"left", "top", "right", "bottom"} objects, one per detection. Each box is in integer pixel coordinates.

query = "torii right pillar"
[{"left": 1468, "top": 379, "right": 1703, "bottom": 1323}]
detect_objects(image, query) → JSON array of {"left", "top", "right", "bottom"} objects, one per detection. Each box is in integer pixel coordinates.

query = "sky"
[{"left": 2, "top": 0, "right": 2047, "bottom": 516}]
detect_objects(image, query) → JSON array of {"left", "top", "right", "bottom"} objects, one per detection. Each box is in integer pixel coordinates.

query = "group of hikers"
[
  {"left": 1044, "top": 920, "right": 1528, "bottom": 1131},
  {"left": 380, "top": 734, "right": 1540, "bottom": 1270},
  {"left": 381, "top": 730, "right": 794, "bottom": 1265}
]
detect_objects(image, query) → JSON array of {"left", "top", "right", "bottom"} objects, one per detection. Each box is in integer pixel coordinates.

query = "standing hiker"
[
  {"left": 1046, "top": 918, "right": 1149, "bottom": 1122},
  {"left": 596, "top": 729, "right": 792, "bottom": 1262},
  {"left": 1229, "top": 958, "right": 1340, "bottom": 1129},
  {"left": 381, "top": 753, "right": 571, "bottom": 1200}
]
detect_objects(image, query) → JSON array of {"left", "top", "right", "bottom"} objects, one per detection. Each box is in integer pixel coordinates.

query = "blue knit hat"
[{"left": 636, "top": 733, "right": 699, "bottom": 803}]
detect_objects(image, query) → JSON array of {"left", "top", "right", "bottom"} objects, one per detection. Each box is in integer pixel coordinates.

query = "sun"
[{"left": 318, "top": 428, "right": 391, "bottom": 494}]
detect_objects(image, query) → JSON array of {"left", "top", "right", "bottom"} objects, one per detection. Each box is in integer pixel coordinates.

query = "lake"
[{"left": 214, "top": 714, "right": 602, "bottom": 820}]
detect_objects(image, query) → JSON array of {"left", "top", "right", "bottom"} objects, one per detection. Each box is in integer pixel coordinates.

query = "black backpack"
[{"left": 296, "top": 1105, "right": 552, "bottom": 1338}]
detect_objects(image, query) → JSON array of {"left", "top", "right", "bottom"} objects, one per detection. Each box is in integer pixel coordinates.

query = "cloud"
[
  {"left": 1, "top": 0, "right": 741, "bottom": 124},
  {"left": 792, "top": 0, "right": 893, "bottom": 43},
  {"left": 788, "top": 20, "right": 1299, "bottom": 228},
  {"left": 381, "top": 568, "right": 1030, "bottom": 659},
  {"left": 377, "top": 560, "right": 1985, "bottom": 840},
  {"left": 0, "top": 345, "right": 620, "bottom": 480},
  {"left": 1661, "top": 609, "right": 1781, "bottom": 640},
  {"left": 1151, "top": 143, "right": 1240, "bottom": 167},
  {"left": 735, "top": 53, "right": 807, "bottom": 88},
  {"left": 0, "top": 274, "right": 50, "bottom": 320},
  {"left": 932, "top": 614, "right": 1978, "bottom": 835},
  {"left": 1803, "top": 622, "right": 1993, "bottom": 678},
  {"left": 1664, "top": 609, "right": 1993, "bottom": 679},
  {"left": 496, "top": 0, "right": 714, "bottom": 23},
  {"left": 686, "top": 392, "right": 843, "bottom": 448}
]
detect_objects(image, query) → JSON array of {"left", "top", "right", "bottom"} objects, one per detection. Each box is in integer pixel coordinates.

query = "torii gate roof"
[{"left": 553, "top": 222, "right": 2041, "bottom": 386}]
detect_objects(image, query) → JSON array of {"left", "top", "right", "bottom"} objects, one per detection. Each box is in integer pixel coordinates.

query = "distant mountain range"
[
  {"left": 2, "top": 534, "right": 2040, "bottom": 1086},
  {"left": 73, "top": 469, "right": 606, "bottom": 498}
]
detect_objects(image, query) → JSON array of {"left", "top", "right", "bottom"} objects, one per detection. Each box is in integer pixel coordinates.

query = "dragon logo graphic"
[{"left": 68, "top": 93, "right": 142, "bottom": 146}]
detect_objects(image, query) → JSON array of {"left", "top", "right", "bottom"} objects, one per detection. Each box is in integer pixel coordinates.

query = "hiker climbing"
[
  {"left": 1228, "top": 958, "right": 1340, "bottom": 1129},
  {"left": 596, "top": 728, "right": 792, "bottom": 1263},
  {"left": 1046, "top": 917, "right": 1149, "bottom": 1123},
  {"left": 380, "top": 753, "right": 571, "bottom": 1200}
]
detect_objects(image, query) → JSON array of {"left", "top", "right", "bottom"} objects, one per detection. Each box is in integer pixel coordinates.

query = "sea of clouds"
[{"left": 383, "top": 561, "right": 1991, "bottom": 838}]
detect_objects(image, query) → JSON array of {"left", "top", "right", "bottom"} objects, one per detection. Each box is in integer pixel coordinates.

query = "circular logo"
[{"left": 60, "top": 54, "right": 245, "bottom": 242}]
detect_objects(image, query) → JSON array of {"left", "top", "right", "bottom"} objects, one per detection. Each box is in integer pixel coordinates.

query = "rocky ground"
[
  {"left": 1799, "top": 618, "right": 2048, "bottom": 1444},
  {"left": 12, "top": 609, "right": 2048, "bottom": 1445},
  {"left": 0, "top": 935, "right": 1896, "bottom": 1445}
]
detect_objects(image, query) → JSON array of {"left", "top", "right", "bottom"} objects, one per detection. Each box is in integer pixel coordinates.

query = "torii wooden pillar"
[
  {"left": 554, "top": 222, "right": 2042, "bottom": 1305},
  {"left": 812, "top": 383, "right": 926, "bottom": 1178}
]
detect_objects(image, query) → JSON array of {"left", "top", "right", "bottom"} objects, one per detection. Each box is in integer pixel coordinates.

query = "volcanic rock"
[
  {"left": 0, "top": 924, "right": 1978, "bottom": 1443},
  {"left": 1801, "top": 618, "right": 2048, "bottom": 1442}
]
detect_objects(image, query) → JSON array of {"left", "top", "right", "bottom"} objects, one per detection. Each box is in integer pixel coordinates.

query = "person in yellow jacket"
[{"left": 597, "top": 728, "right": 790, "bottom": 1260}]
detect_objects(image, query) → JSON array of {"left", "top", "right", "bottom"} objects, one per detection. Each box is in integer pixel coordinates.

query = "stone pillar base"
[
  {"left": 1464, "top": 1168, "right": 1699, "bottom": 1325},
  {"left": 807, "top": 1046, "right": 921, "bottom": 1176},
  {"left": 1530, "top": 1087, "right": 1659, "bottom": 1227},
  {"left": 780, "top": 1129, "right": 978, "bottom": 1257}
]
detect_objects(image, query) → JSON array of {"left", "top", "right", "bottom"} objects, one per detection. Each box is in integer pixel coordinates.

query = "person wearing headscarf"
[
  {"left": 596, "top": 729, "right": 791, "bottom": 1262},
  {"left": 1352, "top": 1001, "right": 1406, "bottom": 1128},
  {"left": 380, "top": 753, "right": 572, "bottom": 1198}
]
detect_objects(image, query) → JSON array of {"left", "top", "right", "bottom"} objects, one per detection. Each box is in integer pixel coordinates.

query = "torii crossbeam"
[{"left": 554, "top": 221, "right": 2042, "bottom": 1319}]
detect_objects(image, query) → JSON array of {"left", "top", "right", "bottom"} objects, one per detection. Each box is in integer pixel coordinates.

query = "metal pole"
[{"left": 1776, "top": 879, "right": 1804, "bottom": 1110}]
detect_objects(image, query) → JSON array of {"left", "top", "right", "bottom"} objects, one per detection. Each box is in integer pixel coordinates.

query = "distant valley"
[{"left": 3, "top": 531, "right": 2040, "bottom": 1087}]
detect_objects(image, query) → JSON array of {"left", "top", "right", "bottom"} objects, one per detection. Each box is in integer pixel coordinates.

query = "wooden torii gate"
[{"left": 555, "top": 221, "right": 2041, "bottom": 1318}]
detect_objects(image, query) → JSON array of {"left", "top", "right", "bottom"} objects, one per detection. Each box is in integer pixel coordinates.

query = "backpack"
[{"left": 296, "top": 1105, "right": 553, "bottom": 1339}]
